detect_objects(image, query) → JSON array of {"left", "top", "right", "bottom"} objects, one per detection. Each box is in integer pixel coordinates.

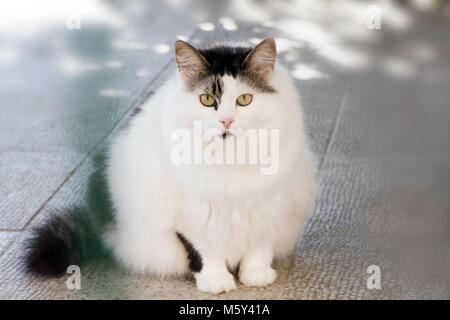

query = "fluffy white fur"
[{"left": 105, "top": 43, "right": 317, "bottom": 293}]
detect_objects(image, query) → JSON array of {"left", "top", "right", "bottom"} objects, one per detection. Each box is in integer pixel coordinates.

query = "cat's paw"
[
  {"left": 239, "top": 267, "right": 277, "bottom": 287},
  {"left": 195, "top": 272, "right": 236, "bottom": 294}
]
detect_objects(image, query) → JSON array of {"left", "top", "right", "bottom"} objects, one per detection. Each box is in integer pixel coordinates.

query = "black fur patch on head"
[
  {"left": 176, "top": 232, "right": 203, "bottom": 273},
  {"left": 198, "top": 45, "right": 276, "bottom": 94},
  {"left": 198, "top": 75, "right": 224, "bottom": 107},
  {"left": 211, "top": 76, "right": 224, "bottom": 102},
  {"left": 199, "top": 46, "right": 252, "bottom": 78},
  {"left": 175, "top": 38, "right": 277, "bottom": 94}
]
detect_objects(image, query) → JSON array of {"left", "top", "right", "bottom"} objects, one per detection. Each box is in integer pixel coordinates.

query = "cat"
[{"left": 24, "top": 38, "right": 317, "bottom": 294}]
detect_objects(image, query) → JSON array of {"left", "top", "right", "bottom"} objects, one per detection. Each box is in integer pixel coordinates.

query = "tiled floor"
[{"left": 1, "top": 1, "right": 449, "bottom": 299}]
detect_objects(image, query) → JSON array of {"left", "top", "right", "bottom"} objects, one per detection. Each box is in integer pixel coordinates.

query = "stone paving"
[{"left": 0, "top": 0, "right": 449, "bottom": 299}]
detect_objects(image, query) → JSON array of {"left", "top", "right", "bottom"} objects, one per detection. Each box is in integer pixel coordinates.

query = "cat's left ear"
[
  {"left": 242, "top": 38, "right": 277, "bottom": 78},
  {"left": 175, "top": 40, "right": 209, "bottom": 83}
]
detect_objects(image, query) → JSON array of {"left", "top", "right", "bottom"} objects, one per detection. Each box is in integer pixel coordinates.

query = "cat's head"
[{"left": 173, "top": 38, "right": 280, "bottom": 136}]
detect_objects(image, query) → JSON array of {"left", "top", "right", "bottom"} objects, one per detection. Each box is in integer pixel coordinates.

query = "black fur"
[
  {"left": 211, "top": 76, "right": 224, "bottom": 107},
  {"left": 176, "top": 232, "right": 203, "bottom": 273},
  {"left": 199, "top": 46, "right": 252, "bottom": 78},
  {"left": 130, "top": 107, "right": 142, "bottom": 118},
  {"left": 198, "top": 46, "right": 276, "bottom": 94},
  {"left": 176, "top": 40, "right": 277, "bottom": 94},
  {"left": 24, "top": 212, "right": 80, "bottom": 277},
  {"left": 23, "top": 151, "right": 115, "bottom": 277}
]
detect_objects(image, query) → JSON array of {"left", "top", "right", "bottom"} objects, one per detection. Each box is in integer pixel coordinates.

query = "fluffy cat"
[{"left": 24, "top": 38, "right": 317, "bottom": 294}]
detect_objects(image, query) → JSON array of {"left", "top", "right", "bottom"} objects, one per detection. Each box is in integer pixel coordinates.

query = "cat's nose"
[{"left": 219, "top": 118, "right": 234, "bottom": 129}]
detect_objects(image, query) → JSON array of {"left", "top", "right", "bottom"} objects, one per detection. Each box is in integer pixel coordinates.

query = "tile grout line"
[
  {"left": 280, "top": 86, "right": 349, "bottom": 299},
  {"left": 19, "top": 28, "right": 201, "bottom": 232},
  {"left": 317, "top": 87, "right": 348, "bottom": 172},
  {"left": 20, "top": 62, "right": 171, "bottom": 231}
]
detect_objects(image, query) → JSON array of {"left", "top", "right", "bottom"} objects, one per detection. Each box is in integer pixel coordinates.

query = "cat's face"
[{"left": 173, "top": 38, "right": 279, "bottom": 136}]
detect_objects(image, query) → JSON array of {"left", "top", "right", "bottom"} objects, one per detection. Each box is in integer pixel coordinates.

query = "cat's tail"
[{"left": 23, "top": 208, "right": 108, "bottom": 277}]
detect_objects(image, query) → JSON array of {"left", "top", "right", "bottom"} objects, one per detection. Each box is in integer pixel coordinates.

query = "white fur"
[{"left": 105, "top": 61, "right": 317, "bottom": 293}]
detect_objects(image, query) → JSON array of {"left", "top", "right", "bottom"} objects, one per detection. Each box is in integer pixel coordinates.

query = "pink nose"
[{"left": 220, "top": 119, "right": 234, "bottom": 129}]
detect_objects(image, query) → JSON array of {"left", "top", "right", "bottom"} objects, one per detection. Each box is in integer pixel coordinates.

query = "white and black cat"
[{"left": 24, "top": 38, "right": 317, "bottom": 294}]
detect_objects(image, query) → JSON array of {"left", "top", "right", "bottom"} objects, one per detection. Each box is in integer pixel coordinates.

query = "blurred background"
[{"left": 0, "top": 0, "right": 449, "bottom": 299}]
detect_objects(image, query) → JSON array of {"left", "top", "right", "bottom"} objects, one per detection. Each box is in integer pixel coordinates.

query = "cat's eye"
[
  {"left": 236, "top": 94, "right": 252, "bottom": 106},
  {"left": 200, "top": 94, "right": 216, "bottom": 107}
]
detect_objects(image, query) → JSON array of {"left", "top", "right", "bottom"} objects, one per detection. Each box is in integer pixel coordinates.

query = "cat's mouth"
[
  {"left": 221, "top": 128, "right": 247, "bottom": 139},
  {"left": 222, "top": 131, "right": 234, "bottom": 139}
]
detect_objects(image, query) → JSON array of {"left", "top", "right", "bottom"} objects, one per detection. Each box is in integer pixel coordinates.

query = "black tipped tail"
[
  {"left": 24, "top": 212, "right": 81, "bottom": 277},
  {"left": 23, "top": 150, "right": 117, "bottom": 278},
  {"left": 23, "top": 206, "right": 112, "bottom": 278}
]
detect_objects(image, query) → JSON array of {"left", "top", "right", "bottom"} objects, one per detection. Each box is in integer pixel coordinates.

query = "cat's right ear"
[{"left": 175, "top": 41, "right": 209, "bottom": 83}]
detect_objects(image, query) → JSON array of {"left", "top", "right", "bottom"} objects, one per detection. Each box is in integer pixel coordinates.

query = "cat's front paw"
[
  {"left": 239, "top": 267, "right": 277, "bottom": 287},
  {"left": 195, "top": 272, "right": 236, "bottom": 294}
]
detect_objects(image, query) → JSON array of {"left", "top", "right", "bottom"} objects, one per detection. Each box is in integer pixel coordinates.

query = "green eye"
[
  {"left": 200, "top": 94, "right": 216, "bottom": 107},
  {"left": 237, "top": 94, "right": 252, "bottom": 106}
]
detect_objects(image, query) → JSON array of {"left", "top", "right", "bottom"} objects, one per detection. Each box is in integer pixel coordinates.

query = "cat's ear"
[
  {"left": 242, "top": 38, "right": 277, "bottom": 78},
  {"left": 175, "top": 40, "right": 209, "bottom": 83}
]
